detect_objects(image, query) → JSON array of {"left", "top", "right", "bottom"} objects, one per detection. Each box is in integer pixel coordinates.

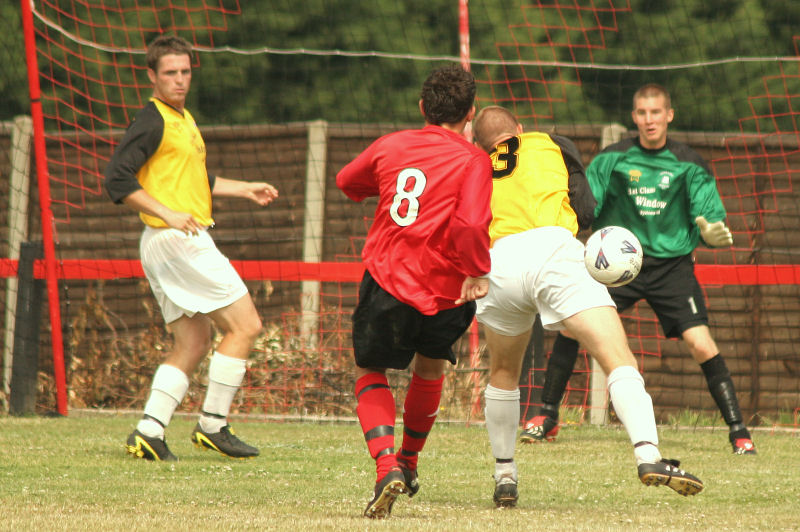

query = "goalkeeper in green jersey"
[{"left": 522, "top": 83, "right": 756, "bottom": 455}]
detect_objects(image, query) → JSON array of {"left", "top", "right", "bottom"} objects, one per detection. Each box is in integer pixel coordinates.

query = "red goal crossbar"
[
  {"left": 1, "top": 259, "right": 799, "bottom": 285},
  {"left": 0, "top": 259, "right": 366, "bottom": 281}
]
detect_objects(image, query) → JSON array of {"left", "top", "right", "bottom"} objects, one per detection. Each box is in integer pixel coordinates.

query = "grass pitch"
[{"left": 0, "top": 413, "right": 796, "bottom": 531}]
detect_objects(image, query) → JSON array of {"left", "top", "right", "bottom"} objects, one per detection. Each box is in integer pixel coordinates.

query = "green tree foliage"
[
  {"left": 0, "top": 3, "right": 30, "bottom": 121},
  {"left": 547, "top": 0, "right": 800, "bottom": 132},
  {"left": 190, "top": 0, "right": 460, "bottom": 125}
]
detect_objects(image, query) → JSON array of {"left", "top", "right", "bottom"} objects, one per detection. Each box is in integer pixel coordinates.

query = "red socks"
[
  {"left": 356, "top": 371, "right": 445, "bottom": 479},
  {"left": 398, "top": 372, "right": 443, "bottom": 471},
  {"left": 355, "top": 373, "right": 397, "bottom": 480}
]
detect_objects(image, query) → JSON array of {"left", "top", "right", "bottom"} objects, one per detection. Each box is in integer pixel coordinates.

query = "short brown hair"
[
  {"left": 146, "top": 34, "right": 193, "bottom": 72},
  {"left": 633, "top": 83, "right": 671, "bottom": 110},
  {"left": 419, "top": 64, "right": 476, "bottom": 125}
]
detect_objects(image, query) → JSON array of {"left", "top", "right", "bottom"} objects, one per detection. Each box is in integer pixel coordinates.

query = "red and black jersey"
[{"left": 337, "top": 125, "right": 492, "bottom": 315}]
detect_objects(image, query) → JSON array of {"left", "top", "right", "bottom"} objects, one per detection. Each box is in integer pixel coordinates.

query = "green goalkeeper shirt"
[{"left": 587, "top": 137, "right": 728, "bottom": 258}]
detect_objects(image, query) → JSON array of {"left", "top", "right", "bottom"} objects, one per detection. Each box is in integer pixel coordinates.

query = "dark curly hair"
[
  {"left": 419, "top": 64, "right": 476, "bottom": 125},
  {"left": 146, "top": 34, "right": 193, "bottom": 72}
]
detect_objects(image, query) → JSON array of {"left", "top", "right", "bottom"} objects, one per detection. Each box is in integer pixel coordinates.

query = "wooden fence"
[{"left": 1, "top": 119, "right": 798, "bottom": 423}]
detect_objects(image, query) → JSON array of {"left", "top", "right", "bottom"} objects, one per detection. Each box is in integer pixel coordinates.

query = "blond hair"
[
  {"left": 632, "top": 83, "right": 671, "bottom": 110},
  {"left": 472, "top": 106, "right": 519, "bottom": 152}
]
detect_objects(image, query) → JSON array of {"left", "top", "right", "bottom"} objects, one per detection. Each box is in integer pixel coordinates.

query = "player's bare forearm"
[
  {"left": 456, "top": 276, "right": 489, "bottom": 305},
  {"left": 212, "top": 176, "right": 279, "bottom": 206}
]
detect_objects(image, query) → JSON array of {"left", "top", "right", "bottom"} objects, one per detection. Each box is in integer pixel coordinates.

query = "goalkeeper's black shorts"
[{"left": 608, "top": 253, "right": 708, "bottom": 339}]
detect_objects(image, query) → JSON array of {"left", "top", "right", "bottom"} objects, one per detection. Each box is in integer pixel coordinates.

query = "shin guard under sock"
[
  {"left": 701, "top": 354, "right": 744, "bottom": 428},
  {"left": 540, "top": 333, "right": 580, "bottom": 417},
  {"left": 355, "top": 373, "right": 397, "bottom": 480},
  {"left": 399, "top": 372, "right": 444, "bottom": 471}
]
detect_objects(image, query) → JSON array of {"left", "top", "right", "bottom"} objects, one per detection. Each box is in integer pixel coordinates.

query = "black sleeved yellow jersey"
[
  {"left": 487, "top": 131, "right": 595, "bottom": 246},
  {"left": 104, "top": 98, "right": 215, "bottom": 228}
]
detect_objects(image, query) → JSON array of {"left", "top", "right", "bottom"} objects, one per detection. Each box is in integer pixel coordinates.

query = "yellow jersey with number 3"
[{"left": 488, "top": 132, "right": 579, "bottom": 246}]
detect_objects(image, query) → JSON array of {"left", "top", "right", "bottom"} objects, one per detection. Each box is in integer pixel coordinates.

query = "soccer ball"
[{"left": 583, "top": 226, "right": 643, "bottom": 287}]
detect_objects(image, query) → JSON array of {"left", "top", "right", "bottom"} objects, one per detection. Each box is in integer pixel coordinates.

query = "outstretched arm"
[
  {"left": 212, "top": 177, "right": 279, "bottom": 206},
  {"left": 695, "top": 216, "right": 733, "bottom": 247}
]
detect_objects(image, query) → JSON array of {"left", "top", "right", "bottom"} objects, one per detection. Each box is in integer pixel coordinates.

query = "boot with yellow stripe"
[{"left": 190, "top": 423, "right": 259, "bottom": 459}]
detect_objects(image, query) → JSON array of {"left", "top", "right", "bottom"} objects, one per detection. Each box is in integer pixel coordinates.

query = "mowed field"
[{"left": 0, "top": 413, "right": 797, "bottom": 531}]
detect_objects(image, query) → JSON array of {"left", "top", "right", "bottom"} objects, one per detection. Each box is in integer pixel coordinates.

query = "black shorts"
[
  {"left": 351, "top": 270, "right": 476, "bottom": 370},
  {"left": 608, "top": 253, "right": 708, "bottom": 339}
]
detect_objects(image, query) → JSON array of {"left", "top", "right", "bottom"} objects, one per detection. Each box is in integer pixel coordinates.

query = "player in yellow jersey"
[
  {"left": 472, "top": 106, "right": 703, "bottom": 507},
  {"left": 105, "top": 35, "right": 278, "bottom": 461}
]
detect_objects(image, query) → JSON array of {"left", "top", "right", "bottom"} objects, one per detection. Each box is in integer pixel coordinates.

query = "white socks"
[
  {"left": 137, "top": 354, "right": 247, "bottom": 438},
  {"left": 138, "top": 364, "right": 190, "bottom": 439},
  {"left": 606, "top": 365, "right": 662, "bottom": 465},
  {"left": 484, "top": 385, "right": 521, "bottom": 462},
  {"left": 199, "top": 352, "right": 247, "bottom": 433},
  {"left": 494, "top": 459, "right": 518, "bottom": 482}
]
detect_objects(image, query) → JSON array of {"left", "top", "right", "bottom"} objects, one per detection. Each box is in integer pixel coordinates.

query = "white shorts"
[
  {"left": 476, "top": 226, "right": 615, "bottom": 336},
  {"left": 139, "top": 226, "right": 249, "bottom": 324}
]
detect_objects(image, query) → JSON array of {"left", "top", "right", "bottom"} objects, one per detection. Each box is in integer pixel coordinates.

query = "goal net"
[{"left": 1, "top": 1, "right": 798, "bottom": 429}]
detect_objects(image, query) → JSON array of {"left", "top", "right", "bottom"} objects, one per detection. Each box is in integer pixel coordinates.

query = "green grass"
[{"left": 0, "top": 414, "right": 797, "bottom": 531}]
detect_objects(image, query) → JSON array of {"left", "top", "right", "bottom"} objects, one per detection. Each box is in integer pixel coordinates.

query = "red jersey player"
[{"left": 336, "top": 64, "right": 492, "bottom": 519}]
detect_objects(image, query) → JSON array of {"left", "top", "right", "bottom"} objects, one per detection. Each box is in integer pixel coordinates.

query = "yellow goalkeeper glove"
[{"left": 695, "top": 216, "right": 733, "bottom": 247}]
